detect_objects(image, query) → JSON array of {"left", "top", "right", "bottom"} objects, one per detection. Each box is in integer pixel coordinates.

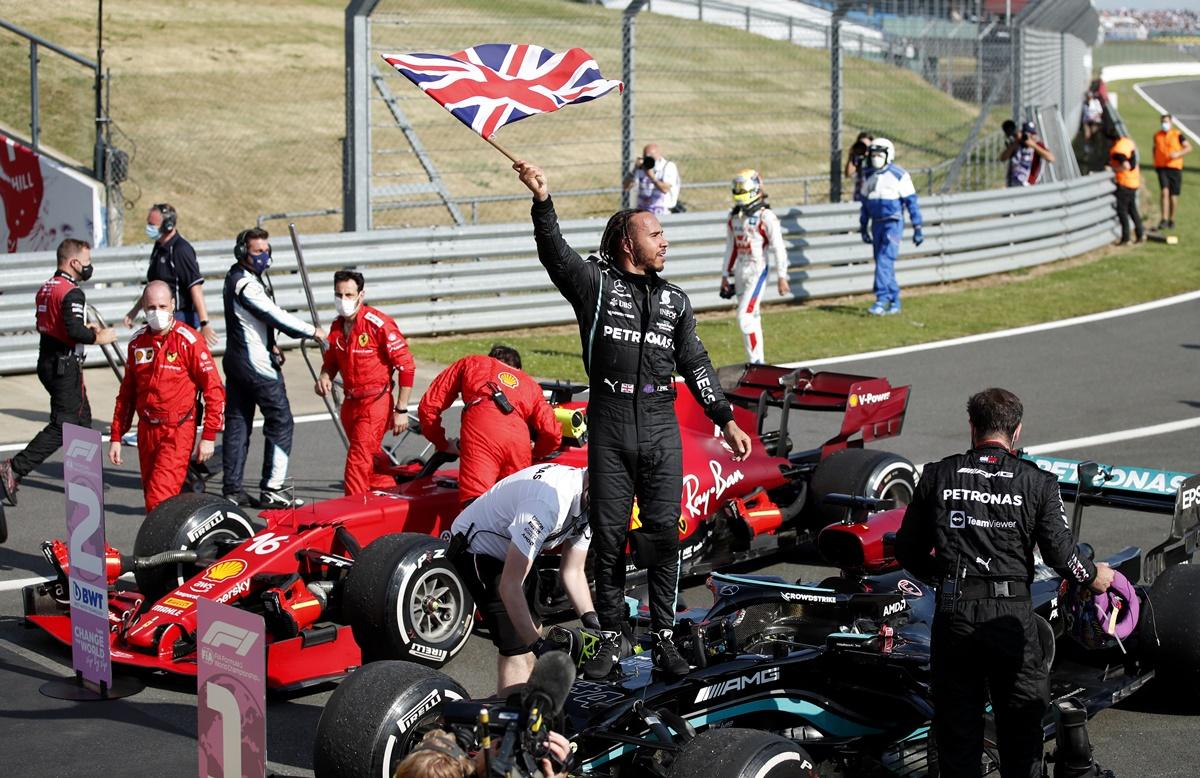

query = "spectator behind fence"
[
  {"left": 1001, "top": 121, "right": 1055, "bottom": 187},
  {"left": 1109, "top": 129, "right": 1145, "bottom": 245},
  {"left": 1082, "top": 90, "right": 1104, "bottom": 154},
  {"left": 623, "top": 143, "right": 681, "bottom": 216},
  {"left": 124, "top": 203, "right": 219, "bottom": 347},
  {"left": 844, "top": 131, "right": 873, "bottom": 202},
  {"left": 1153, "top": 113, "right": 1191, "bottom": 231}
]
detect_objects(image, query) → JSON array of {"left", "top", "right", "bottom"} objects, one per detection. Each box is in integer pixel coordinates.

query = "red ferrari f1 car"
[{"left": 23, "top": 363, "right": 916, "bottom": 690}]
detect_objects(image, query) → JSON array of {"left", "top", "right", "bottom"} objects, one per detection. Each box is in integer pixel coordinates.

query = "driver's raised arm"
[{"left": 516, "top": 160, "right": 597, "bottom": 311}]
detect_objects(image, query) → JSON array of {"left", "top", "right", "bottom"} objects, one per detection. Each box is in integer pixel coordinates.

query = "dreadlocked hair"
[{"left": 598, "top": 208, "right": 647, "bottom": 262}]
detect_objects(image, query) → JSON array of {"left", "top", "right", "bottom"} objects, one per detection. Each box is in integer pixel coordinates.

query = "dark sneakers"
[
  {"left": 0, "top": 501, "right": 7, "bottom": 544},
  {"left": 223, "top": 490, "right": 259, "bottom": 509},
  {"left": 582, "top": 629, "right": 631, "bottom": 680},
  {"left": 652, "top": 629, "right": 690, "bottom": 678},
  {"left": 0, "top": 459, "right": 19, "bottom": 507}
]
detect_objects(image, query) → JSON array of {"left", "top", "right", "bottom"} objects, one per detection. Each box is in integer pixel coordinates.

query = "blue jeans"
[
  {"left": 221, "top": 371, "right": 295, "bottom": 493},
  {"left": 871, "top": 219, "right": 903, "bottom": 305}
]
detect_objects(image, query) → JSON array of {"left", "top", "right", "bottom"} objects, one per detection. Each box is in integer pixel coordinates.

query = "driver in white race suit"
[
  {"left": 720, "top": 169, "right": 790, "bottom": 364},
  {"left": 448, "top": 462, "right": 597, "bottom": 696}
]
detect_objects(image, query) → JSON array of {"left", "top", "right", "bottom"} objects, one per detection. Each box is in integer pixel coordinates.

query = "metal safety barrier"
[{"left": 0, "top": 173, "right": 1118, "bottom": 375}]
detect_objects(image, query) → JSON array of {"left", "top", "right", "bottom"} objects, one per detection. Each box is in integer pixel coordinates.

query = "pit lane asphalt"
[{"left": 1, "top": 304, "right": 1197, "bottom": 776}]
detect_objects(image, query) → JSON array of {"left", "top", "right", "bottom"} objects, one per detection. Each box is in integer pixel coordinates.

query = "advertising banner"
[
  {"left": 197, "top": 598, "right": 267, "bottom": 778},
  {"left": 1, "top": 132, "right": 104, "bottom": 252},
  {"left": 63, "top": 423, "right": 111, "bottom": 689}
]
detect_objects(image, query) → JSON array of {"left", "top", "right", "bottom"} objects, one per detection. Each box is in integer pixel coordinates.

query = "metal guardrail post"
[{"left": 829, "top": 3, "right": 846, "bottom": 203}]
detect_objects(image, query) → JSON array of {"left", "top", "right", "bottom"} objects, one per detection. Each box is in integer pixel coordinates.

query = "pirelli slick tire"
[
  {"left": 344, "top": 532, "right": 474, "bottom": 667},
  {"left": 313, "top": 660, "right": 468, "bottom": 778},
  {"left": 133, "top": 493, "right": 256, "bottom": 604},
  {"left": 668, "top": 728, "right": 821, "bottom": 778},
  {"left": 808, "top": 448, "right": 916, "bottom": 526},
  {"left": 1139, "top": 563, "right": 1200, "bottom": 697}
]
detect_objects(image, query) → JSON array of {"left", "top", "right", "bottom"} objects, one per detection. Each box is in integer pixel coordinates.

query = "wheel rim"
[
  {"left": 175, "top": 527, "right": 242, "bottom": 587},
  {"left": 405, "top": 568, "right": 465, "bottom": 644},
  {"left": 874, "top": 464, "right": 915, "bottom": 507}
]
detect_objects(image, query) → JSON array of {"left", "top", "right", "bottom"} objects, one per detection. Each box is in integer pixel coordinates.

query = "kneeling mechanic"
[{"left": 449, "top": 462, "right": 597, "bottom": 696}]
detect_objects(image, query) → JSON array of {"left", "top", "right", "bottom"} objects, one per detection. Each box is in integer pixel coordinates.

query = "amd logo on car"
[{"left": 694, "top": 666, "right": 781, "bottom": 703}]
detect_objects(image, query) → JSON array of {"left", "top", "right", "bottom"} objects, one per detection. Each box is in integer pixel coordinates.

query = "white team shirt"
[{"left": 451, "top": 463, "right": 591, "bottom": 561}]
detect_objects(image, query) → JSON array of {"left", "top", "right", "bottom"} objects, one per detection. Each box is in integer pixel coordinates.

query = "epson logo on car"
[
  {"left": 882, "top": 600, "right": 906, "bottom": 617},
  {"left": 187, "top": 510, "right": 225, "bottom": 542},
  {"left": 695, "top": 666, "right": 781, "bottom": 703},
  {"left": 1181, "top": 483, "right": 1200, "bottom": 511},
  {"left": 409, "top": 643, "right": 448, "bottom": 662},
  {"left": 397, "top": 689, "right": 442, "bottom": 734}
]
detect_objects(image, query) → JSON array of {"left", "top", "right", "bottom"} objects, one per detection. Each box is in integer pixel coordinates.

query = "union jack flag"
[{"left": 382, "top": 43, "right": 623, "bottom": 139}]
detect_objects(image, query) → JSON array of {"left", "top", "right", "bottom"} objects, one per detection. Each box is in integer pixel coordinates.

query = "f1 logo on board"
[
  {"left": 66, "top": 440, "right": 98, "bottom": 463},
  {"left": 201, "top": 621, "right": 259, "bottom": 657}
]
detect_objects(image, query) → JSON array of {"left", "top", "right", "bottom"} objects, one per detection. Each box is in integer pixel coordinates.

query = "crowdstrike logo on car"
[{"left": 694, "top": 666, "right": 781, "bottom": 703}]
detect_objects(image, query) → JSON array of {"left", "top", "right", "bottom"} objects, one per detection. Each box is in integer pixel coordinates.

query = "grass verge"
[{"left": 410, "top": 77, "right": 1198, "bottom": 380}]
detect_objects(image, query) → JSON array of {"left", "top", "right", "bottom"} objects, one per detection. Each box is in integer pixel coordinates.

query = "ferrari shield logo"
[
  {"left": 357, "top": 332, "right": 370, "bottom": 347},
  {"left": 498, "top": 371, "right": 520, "bottom": 389},
  {"left": 166, "top": 351, "right": 178, "bottom": 363}
]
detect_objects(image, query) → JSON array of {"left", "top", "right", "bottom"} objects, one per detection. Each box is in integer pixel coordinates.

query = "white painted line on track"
[
  {"left": 1023, "top": 417, "right": 1200, "bottom": 456},
  {"left": 0, "top": 637, "right": 71, "bottom": 675},
  {"left": 1133, "top": 79, "right": 1200, "bottom": 146},
  {"left": 784, "top": 289, "right": 1200, "bottom": 368},
  {"left": 0, "top": 575, "right": 53, "bottom": 593}
]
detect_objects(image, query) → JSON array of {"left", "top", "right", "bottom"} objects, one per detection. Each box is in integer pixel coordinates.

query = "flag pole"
[{"left": 484, "top": 135, "right": 519, "bottom": 164}]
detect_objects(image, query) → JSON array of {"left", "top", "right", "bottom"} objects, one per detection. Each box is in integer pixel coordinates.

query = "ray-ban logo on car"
[
  {"left": 66, "top": 440, "right": 98, "bottom": 462},
  {"left": 201, "top": 621, "right": 259, "bottom": 656},
  {"left": 694, "top": 666, "right": 781, "bottom": 703}
]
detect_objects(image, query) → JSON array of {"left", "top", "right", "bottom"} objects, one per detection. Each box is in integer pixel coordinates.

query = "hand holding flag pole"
[{"left": 381, "top": 43, "right": 622, "bottom": 163}]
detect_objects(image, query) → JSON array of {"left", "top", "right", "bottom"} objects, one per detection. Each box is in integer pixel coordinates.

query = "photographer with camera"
[
  {"left": 395, "top": 728, "right": 571, "bottom": 778},
  {"left": 449, "top": 463, "right": 596, "bottom": 696},
  {"left": 623, "top": 143, "right": 680, "bottom": 216},
  {"left": 1001, "top": 120, "right": 1055, "bottom": 187}
]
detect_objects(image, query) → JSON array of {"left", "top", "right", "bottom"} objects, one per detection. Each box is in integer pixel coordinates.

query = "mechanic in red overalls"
[
  {"left": 316, "top": 270, "right": 415, "bottom": 495},
  {"left": 418, "top": 345, "right": 562, "bottom": 506},
  {"left": 0, "top": 240, "right": 117, "bottom": 541},
  {"left": 109, "top": 281, "right": 226, "bottom": 513}
]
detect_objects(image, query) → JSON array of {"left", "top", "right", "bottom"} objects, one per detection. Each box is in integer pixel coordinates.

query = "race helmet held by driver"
[
  {"left": 731, "top": 169, "right": 763, "bottom": 207},
  {"left": 868, "top": 138, "right": 895, "bottom": 169}
]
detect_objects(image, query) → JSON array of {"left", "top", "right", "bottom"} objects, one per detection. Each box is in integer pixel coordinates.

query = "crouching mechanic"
[
  {"left": 720, "top": 169, "right": 790, "bottom": 364},
  {"left": 896, "top": 388, "right": 1114, "bottom": 778},
  {"left": 109, "top": 281, "right": 226, "bottom": 513},
  {"left": 859, "top": 138, "right": 923, "bottom": 316},
  {"left": 419, "top": 345, "right": 562, "bottom": 506},
  {"left": 449, "top": 463, "right": 596, "bottom": 696}
]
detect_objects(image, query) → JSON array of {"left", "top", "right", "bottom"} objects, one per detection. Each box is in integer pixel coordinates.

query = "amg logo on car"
[
  {"left": 695, "top": 666, "right": 781, "bottom": 703},
  {"left": 957, "top": 468, "right": 1014, "bottom": 479},
  {"left": 187, "top": 510, "right": 225, "bottom": 542},
  {"left": 397, "top": 689, "right": 442, "bottom": 734}
]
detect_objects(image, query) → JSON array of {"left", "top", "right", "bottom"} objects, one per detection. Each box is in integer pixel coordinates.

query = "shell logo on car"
[
  {"left": 204, "top": 559, "right": 248, "bottom": 582},
  {"left": 498, "top": 371, "right": 520, "bottom": 388}
]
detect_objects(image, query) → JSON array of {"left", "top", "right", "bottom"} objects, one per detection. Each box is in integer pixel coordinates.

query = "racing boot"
[
  {"left": 0, "top": 458, "right": 18, "bottom": 506},
  {"left": 651, "top": 629, "right": 690, "bottom": 679},
  {"left": 582, "top": 629, "right": 631, "bottom": 680}
]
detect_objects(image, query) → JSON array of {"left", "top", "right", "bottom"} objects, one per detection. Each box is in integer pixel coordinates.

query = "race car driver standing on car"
[
  {"left": 896, "top": 388, "right": 1114, "bottom": 778},
  {"left": 514, "top": 159, "right": 753, "bottom": 681},
  {"left": 0, "top": 240, "right": 117, "bottom": 541},
  {"left": 316, "top": 270, "right": 415, "bottom": 496},
  {"left": 719, "top": 169, "right": 790, "bottom": 364},
  {"left": 109, "top": 281, "right": 226, "bottom": 514},
  {"left": 419, "top": 345, "right": 561, "bottom": 506},
  {"left": 449, "top": 462, "right": 595, "bottom": 695},
  {"left": 222, "top": 228, "right": 326, "bottom": 509},
  {"left": 859, "top": 138, "right": 923, "bottom": 316}
]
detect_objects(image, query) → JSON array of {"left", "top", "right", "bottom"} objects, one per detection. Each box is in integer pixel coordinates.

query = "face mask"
[
  {"left": 145, "top": 223, "right": 161, "bottom": 240},
  {"left": 335, "top": 297, "right": 360, "bottom": 318},
  {"left": 76, "top": 262, "right": 94, "bottom": 282},
  {"left": 145, "top": 309, "right": 173, "bottom": 331},
  {"left": 869, "top": 153, "right": 887, "bottom": 169},
  {"left": 1162, "top": 122, "right": 1171, "bottom": 132},
  {"left": 249, "top": 251, "right": 271, "bottom": 274}
]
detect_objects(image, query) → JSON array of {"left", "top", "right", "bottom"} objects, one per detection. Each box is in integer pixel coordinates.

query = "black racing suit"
[
  {"left": 896, "top": 444, "right": 1097, "bottom": 778},
  {"left": 532, "top": 197, "right": 735, "bottom": 633}
]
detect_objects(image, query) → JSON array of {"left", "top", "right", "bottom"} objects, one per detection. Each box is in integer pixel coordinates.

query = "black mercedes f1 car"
[{"left": 311, "top": 458, "right": 1200, "bottom": 778}]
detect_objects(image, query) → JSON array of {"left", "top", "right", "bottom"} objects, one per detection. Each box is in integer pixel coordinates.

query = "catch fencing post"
[
  {"left": 344, "top": 0, "right": 382, "bottom": 232},
  {"left": 829, "top": 2, "right": 847, "bottom": 203},
  {"left": 621, "top": 1, "right": 648, "bottom": 210}
]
